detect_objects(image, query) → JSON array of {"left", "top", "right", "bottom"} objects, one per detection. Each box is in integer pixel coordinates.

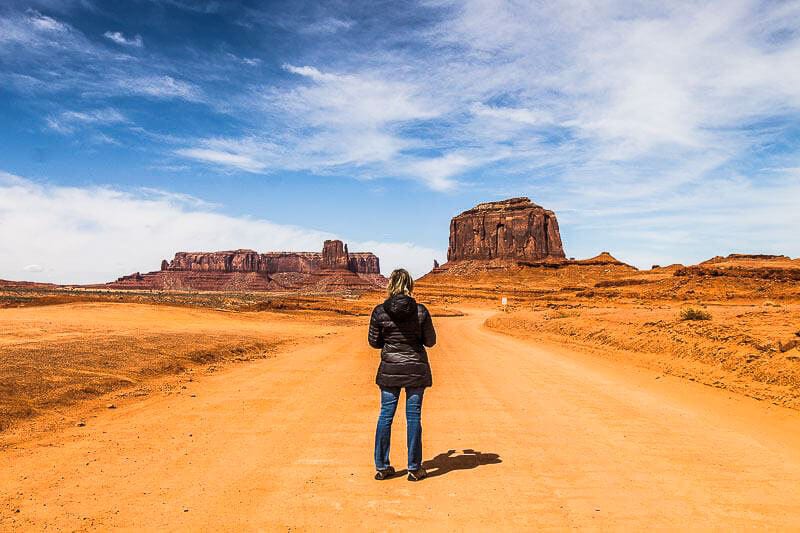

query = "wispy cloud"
[
  {"left": 226, "top": 52, "right": 260, "bottom": 66},
  {"left": 278, "top": 63, "right": 437, "bottom": 126},
  {"left": 432, "top": 0, "right": 800, "bottom": 161},
  {"left": 300, "top": 17, "right": 355, "bottom": 34},
  {"left": 122, "top": 75, "right": 202, "bottom": 101},
  {"left": 0, "top": 9, "right": 76, "bottom": 47},
  {"left": 27, "top": 10, "right": 69, "bottom": 32},
  {"left": 0, "top": 10, "right": 201, "bottom": 103},
  {"left": 470, "top": 102, "right": 552, "bottom": 127},
  {"left": 149, "top": 0, "right": 221, "bottom": 14},
  {"left": 170, "top": 1, "right": 800, "bottom": 196},
  {"left": 175, "top": 138, "right": 270, "bottom": 173},
  {"left": 138, "top": 187, "right": 219, "bottom": 208},
  {"left": 45, "top": 107, "right": 126, "bottom": 134},
  {"left": 400, "top": 153, "right": 479, "bottom": 192},
  {"left": 177, "top": 63, "right": 447, "bottom": 186},
  {"left": 103, "top": 30, "right": 143, "bottom": 47}
]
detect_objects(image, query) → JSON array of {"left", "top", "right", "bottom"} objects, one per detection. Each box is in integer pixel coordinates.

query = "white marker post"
[{"left": 501, "top": 296, "right": 508, "bottom": 312}]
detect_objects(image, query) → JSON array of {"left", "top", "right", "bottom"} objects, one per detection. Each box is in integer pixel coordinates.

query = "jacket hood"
[{"left": 383, "top": 294, "right": 418, "bottom": 320}]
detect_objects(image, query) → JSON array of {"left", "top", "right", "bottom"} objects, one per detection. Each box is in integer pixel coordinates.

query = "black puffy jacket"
[{"left": 368, "top": 294, "right": 436, "bottom": 388}]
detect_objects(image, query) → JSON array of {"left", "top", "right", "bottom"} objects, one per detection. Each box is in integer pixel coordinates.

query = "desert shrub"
[{"left": 680, "top": 307, "right": 712, "bottom": 321}]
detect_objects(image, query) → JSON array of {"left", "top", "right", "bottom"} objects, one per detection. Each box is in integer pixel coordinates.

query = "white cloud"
[
  {"left": 226, "top": 52, "right": 260, "bottom": 66},
  {"left": 177, "top": 64, "right": 442, "bottom": 178},
  {"left": 470, "top": 102, "right": 552, "bottom": 126},
  {"left": 0, "top": 172, "right": 438, "bottom": 283},
  {"left": 0, "top": 11, "right": 202, "bottom": 104},
  {"left": 150, "top": 0, "right": 221, "bottom": 14},
  {"left": 174, "top": 137, "right": 276, "bottom": 173},
  {"left": 138, "top": 187, "right": 219, "bottom": 209},
  {"left": 550, "top": 167, "right": 800, "bottom": 268},
  {"left": 0, "top": 10, "right": 73, "bottom": 45},
  {"left": 103, "top": 31, "right": 143, "bottom": 47},
  {"left": 175, "top": 148, "right": 265, "bottom": 172},
  {"left": 282, "top": 64, "right": 332, "bottom": 82},
  {"left": 401, "top": 153, "right": 475, "bottom": 192},
  {"left": 28, "top": 11, "right": 68, "bottom": 32},
  {"left": 89, "top": 132, "right": 120, "bottom": 145},
  {"left": 172, "top": 2, "right": 800, "bottom": 194},
  {"left": 0, "top": 171, "right": 25, "bottom": 185},
  {"left": 123, "top": 75, "right": 202, "bottom": 101},
  {"left": 350, "top": 241, "right": 444, "bottom": 280},
  {"left": 280, "top": 63, "right": 437, "bottom": 126},
  {"left": 300, "top": 17, "right": 355, "bottom": 34},
  {"left": 437, "top": 0, "right": 800, "bottom": 159},
  {"left": 23, "top": 264, "right": 44, "bottom": 273},
  {"left": 45, "top": 107, "right": 126, "bottom": 134},
  {"left": 44, "top": 117, "right": 73, "bottom": 134}
]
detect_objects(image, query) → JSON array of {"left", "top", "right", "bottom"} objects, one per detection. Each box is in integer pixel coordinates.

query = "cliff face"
[
  {"left": 168, "top": 250, "right": 264, "bottom": 272},
  {"left": 162, "top": 240, "right": 380, "bottom": 275},
  {"left": 447, "top": 197, "right": 566, "bottom": 262},
  {"left": 349, "top": 252, "right": 380, "bottom": 275},
  {"left": 321, "top": 240, "right": 349, "bottom": 270}
]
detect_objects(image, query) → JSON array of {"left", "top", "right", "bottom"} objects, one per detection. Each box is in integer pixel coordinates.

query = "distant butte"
[
  {"left": 106, "top": 239, "right": 386, "bottom": 292},
  {"left": 447, "top": 197, "right": 566, "bottom": 263}
]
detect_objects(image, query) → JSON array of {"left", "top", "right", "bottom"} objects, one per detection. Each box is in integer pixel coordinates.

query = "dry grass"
[{"left": 680, "top": 307, "right": 712, "bottom": 321}]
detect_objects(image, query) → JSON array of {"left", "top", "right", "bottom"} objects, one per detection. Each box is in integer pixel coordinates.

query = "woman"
[{"left": 368, "top": 268, "right": 436, "bottom": 482}]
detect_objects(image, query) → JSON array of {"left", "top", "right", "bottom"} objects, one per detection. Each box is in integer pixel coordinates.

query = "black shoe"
[
  {"left": 374, "top": 466, "right": 395, "bottom": 480},
  {"left": 407, "top": 467, "right": 427, "bottom": 481}
]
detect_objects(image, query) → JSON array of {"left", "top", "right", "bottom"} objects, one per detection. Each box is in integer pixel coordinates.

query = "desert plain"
[{"left": 2, "top": 199, "right": 800, "bottom": 530}]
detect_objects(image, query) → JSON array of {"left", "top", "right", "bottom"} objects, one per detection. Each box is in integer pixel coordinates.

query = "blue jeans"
[{"left": 374, "top": 387, "right": 424, "bottom": 471}]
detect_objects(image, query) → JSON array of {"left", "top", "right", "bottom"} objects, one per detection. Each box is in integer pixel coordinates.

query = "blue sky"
[{"left": 1, "top": 0, "right": 799, "bottom": 283}]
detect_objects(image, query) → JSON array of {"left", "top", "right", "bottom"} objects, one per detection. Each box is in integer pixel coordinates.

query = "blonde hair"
[{"left": 387, "top": 268, "right": 414, "bottom": 297}]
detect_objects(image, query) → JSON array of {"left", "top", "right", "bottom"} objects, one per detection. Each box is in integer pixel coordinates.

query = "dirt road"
[{"left": 3, "top": 310, "right": 800, "bottom": 530}]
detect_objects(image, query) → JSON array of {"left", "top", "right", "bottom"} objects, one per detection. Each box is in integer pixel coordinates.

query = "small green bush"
[{"left": 680, "top": 307, "right": 711, "bottom": 321}]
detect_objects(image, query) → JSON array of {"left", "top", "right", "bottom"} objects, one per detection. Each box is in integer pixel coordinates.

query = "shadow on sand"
[{"left": 420, "top": 449, "right": 502, "bottom": 479}]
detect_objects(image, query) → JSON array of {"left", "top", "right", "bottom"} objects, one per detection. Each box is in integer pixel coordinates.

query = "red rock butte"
[
  {"left": 447, "top": 197, "right": 566, "bottom": 262},
  {"left": 107, "top": 240, "right": 386, "bottom": 292}
]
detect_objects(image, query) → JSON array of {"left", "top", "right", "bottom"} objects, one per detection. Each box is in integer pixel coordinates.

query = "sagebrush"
[{"left": 680, "top": 307, "right": 712, "bottom": 321}]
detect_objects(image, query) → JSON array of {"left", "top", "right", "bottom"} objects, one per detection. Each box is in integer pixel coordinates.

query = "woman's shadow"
[{"left": 419, "top": 449, "right": 502, "bottom": 478}]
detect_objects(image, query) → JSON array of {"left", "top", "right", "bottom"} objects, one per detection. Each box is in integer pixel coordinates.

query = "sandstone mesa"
[
  {"left": 447, "top": 197, "right": 566, "bottom": 263},
  {"left": 107, "top": 239, "right": 386, "bottom": 292}
]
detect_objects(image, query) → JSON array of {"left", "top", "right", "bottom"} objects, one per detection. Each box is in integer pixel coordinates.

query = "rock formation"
[
  {"left": 107, "top": 240, "right": 385, "bottom": 292},
  {"left": 675, "top": 254, "right": 800, "bottom": 281},
  {"left": 160, "top": 240, "right": 380, "bottom": 275},
  {"left": 447, "top": 197, "right": 565, "bottom": 262},
  {"left": 349, "top": 253, "right": 381, "bottom": 274},
  {"left": 321, "top": 240, "right": 349, "bottom": 270}
]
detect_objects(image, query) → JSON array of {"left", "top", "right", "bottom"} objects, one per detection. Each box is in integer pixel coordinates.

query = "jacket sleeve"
[
  {"left": 368, "top": 306, "right": 384, "bottom": 349},
  {"left": 420, "top": 306, "right": 436, "bottom": 348}
]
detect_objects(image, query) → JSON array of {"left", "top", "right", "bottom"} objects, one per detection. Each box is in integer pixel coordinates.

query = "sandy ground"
[
  {"left": 486, "top": 303, "right": 800, "bottom": 409},
  {"left": 0, "top": 303, "right": 355, "bottom": 434},
  {"left": 2, "top": 308, "right": 800, "bottom": 530}
]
